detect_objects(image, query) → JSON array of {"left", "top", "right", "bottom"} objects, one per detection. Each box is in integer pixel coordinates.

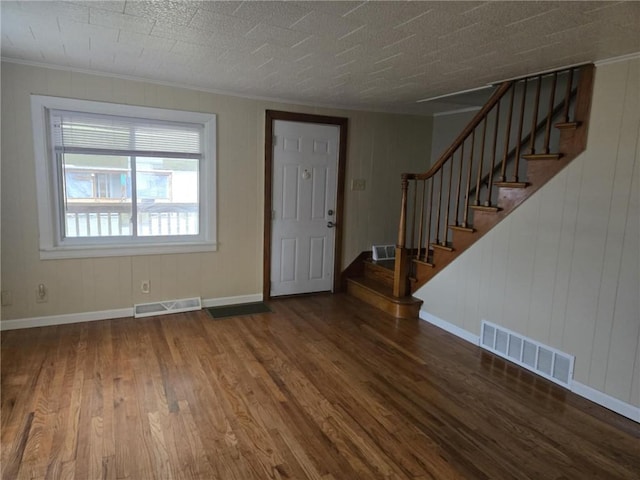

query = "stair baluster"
[
  {"left": 425, "top": 176, "right": 434, "bottom": 261},
  {"left": 462, "top": 131, "right": 475, "bottom": 229},
  {"left": 444, "top": 151, "right": 454, "bottom": 245},
  {"left": 435, "top": 168, "right": 443, "bottom": 244},
  {"left": 410, "top": 177, "right": 418, "bottom": 256},
  {"left": 500, "top": 84, "right": 515, "bottom": 182},
  {"left": 486, "top": 100, "right": 500, "bottom": 207},
  {"left": 561, "top": 68, "right": 574, "bottom": 124},
  {"left": 543, "top": 72, "right": 558, "bottom": 154},
  {"left": 513, "top": 79, "right": 528, "bottom": 182},
  {"left": 475, "top": 118, "right": 487, "bottom": 206},
  {"left": 529, "top": 75, "right": 543, "bottom": 154},
  {"left": 454, "top": 144, "right": 464, "bottom": 227},
  {"left": 417, "top": 180, "right": 426, "bottom": 261}
]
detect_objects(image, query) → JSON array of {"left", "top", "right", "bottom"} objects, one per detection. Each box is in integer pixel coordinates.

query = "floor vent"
[
  {"left": 134, "top": 297, "right": 202, "bottom": 319},
  {"left": 480, "top": 320, "right": 574, "bottom": 388}
]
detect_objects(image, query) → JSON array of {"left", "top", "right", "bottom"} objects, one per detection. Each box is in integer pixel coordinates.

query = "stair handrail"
[{"left": 406, "top": 81, "right": 513, "bottom": 182}]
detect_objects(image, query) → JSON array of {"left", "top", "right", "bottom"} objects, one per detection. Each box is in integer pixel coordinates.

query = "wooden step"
[
  {"left": 494, "top": 181, "right": 529, "bottom": 188},
  {"left": 521, "top": 153, "right": 563, "bottom": 161},
  {"left": 469, "top": 204, "right": 501, "bottom": 212},
  {"left": 346, "top": 277, "right": 422, "bottom": 319},
  {"left": 430, "top": 243, "right": 454, "bottom": 252},
  {"left": 412, "top": 257, "right": 434, "bottom": 268},
  {"left": 363, "top": 259, "right": 394, "bottom": 287},
  {"left": 555, "top": 121, "right": 581, "bottom": 129},
  {"left": 449, "top": 225, "right": 475, "bottom": 233}
]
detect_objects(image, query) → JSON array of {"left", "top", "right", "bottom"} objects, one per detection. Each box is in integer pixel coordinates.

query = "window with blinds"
[
  {"left": 50, "top": 110, "right": 203, "bottom": 157},
  {"left": 31, "top": 95, "right": 217, "bottom": 259}
]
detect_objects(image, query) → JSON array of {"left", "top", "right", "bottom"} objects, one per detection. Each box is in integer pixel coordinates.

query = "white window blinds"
[{"left": 49, "top": 110, "right": 203, "bottom": 158}]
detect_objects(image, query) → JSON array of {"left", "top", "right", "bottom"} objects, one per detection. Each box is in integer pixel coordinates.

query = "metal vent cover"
[
  {"left": 480, "top": 320, "right": 574, "bottom": 388},
  {"left": 372, "top": 244, "right": 395, "bottom": 261},
  {"left": 134, "top": 297, "right": 202, "bottom": 318}
]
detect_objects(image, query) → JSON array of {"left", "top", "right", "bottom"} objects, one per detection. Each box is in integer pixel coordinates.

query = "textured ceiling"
[{"left": 1, "top": 1, "right": 639, "bottom": 115}]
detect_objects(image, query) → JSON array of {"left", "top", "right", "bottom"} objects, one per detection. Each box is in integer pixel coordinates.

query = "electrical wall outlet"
[
  {"left": 36, "top": 283, "right": 48, "bottom": 303},
  {"left": 351, "top": 178, "right": 366, "bottom": 191},
  {"left": 141, "top": 280, "right": 150, "bottom": 294}
]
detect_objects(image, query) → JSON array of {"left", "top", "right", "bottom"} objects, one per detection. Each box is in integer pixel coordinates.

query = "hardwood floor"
[{"left": 2, "top": 294, "right": 639, "bottom": 479}]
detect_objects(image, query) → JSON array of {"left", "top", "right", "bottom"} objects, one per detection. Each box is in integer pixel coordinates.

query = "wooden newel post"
[{"left": 394, "top": 175, "right": 409, "bottom": 297}]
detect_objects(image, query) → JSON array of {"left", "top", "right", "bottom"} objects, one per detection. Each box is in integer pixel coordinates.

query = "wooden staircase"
[
  {"left": 344, "top": 64, "right": 594, "bottom": 318},
  {"left": 346, "top": 259, "right": 422, "bottom": 318}
]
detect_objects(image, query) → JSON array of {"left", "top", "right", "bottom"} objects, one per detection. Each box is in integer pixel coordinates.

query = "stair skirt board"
[
  {"left": 134, "top": 297, "right": 202, "bottom": 318},
  {"left": 480, "top": 320, "right": 574, "bottom": 388}
]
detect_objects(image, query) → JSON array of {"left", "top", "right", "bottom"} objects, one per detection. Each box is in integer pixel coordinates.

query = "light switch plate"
[{"left": 351, "top": 178, "right": 366, "bottom": 191}]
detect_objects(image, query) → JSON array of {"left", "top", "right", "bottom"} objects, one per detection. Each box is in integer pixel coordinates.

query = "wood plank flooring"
[{"left": 2, "top": 294, "right": 639, "bottom": 479}]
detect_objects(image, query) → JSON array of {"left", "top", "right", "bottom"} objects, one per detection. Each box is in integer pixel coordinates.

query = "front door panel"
[{"left": 271, "top": 120, "right": 339, "bottom": 296}]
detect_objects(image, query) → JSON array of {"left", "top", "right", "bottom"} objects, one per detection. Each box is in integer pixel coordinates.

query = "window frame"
[{"left": 31, "top": 95, "right": 217, "bottom": 259}]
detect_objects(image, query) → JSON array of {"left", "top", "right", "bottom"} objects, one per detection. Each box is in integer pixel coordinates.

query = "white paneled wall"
[
  {"left": 415, "top": 58, "right": 639, "bottom": 407},
  {"left": 0, "top": 62, "right": 432, "bottom": 321}
]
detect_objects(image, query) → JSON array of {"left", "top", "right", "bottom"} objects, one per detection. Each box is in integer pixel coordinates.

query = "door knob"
[{"left": 327, "top": 221, "right": 336, "bottom": 228}]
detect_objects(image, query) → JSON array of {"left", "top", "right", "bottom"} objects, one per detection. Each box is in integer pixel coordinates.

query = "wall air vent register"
[
  {"left": 480, "top": 320, "right": 574, "bottom": 388},
  {"left": 372, "top": 245, "right": 396, "bottom": 261}
]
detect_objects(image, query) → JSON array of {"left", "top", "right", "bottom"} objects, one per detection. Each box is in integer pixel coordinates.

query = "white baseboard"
[
  {"left": 0, "top": 307, "right": 134, "bottom": 331},
  {"left": 571, "top": 381, "right": 640, "bottom": 423},
  {"left": 419, "top": 310, "right": 480, "bottom": 345},
  {"left": 419, "top": 309, "right": 639, "bottom": 424},
  {"left": 202, "top": 294, "right": 263, "bottom": 308},
  {"left": 0, "top": 293, "right": 264, "bottom": 331}
]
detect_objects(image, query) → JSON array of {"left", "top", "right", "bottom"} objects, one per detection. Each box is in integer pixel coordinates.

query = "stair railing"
[{"left": 394, "top": 65, "right": 587, "bottom": 297}]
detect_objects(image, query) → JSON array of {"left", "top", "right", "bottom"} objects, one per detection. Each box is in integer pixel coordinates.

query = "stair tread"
[
  {"left": 470, "top": 204, "right": 501, "bottom": 212},
  {"left": 495, "top": 181, "right": 529, "bottom": 188},
  {"left": 522, "top": 153, "right": 563, "bottom": 160},
  {"left": 431, "top": 243, "right": 454, "bottom": 252},
  {"left": 449, "top": 225, "right": 475, "bottom": 233},
  {"left": 555, "top": 121, "right": 581, "bottom": 129},
  {"left": 346, "top": 277, "right": 421, "bottom": 305},
  {"left": 412, "top": 258, "right": 434, "bottom": 268}
]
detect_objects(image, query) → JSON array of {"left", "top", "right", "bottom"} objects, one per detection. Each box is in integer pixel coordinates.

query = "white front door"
[{"left": 271, "top": 120, "right": 339, "bottom": 296}]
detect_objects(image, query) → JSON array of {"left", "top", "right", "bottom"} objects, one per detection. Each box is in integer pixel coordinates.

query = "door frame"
[{"left": 263, "top": 110, "right": 348, "bottom": 300}]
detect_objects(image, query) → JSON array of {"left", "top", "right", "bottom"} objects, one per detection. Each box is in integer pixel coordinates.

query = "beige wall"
[
  {"left": 0, "top": 62, "right": 432, "bottom": 320},
  {"left": 415, "top": 58, "right": 639, "bottom": 407}
]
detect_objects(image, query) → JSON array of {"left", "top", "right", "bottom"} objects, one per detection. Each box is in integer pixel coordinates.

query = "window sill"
[{"left": 39, "top": 241, "right": 218, "bottom": 260}]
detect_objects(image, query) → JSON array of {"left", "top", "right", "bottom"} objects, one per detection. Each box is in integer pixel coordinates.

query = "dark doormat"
[{"left": 206, "top": 302, "right": 271, "bottom": 319}]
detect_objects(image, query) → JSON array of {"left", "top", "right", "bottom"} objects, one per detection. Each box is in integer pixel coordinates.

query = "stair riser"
[
  {"left": 346, "top": 281, "right": 421, "bottom": 319},
  {"left": 364, "top": 263, "right": 395, "bottom": 287}
]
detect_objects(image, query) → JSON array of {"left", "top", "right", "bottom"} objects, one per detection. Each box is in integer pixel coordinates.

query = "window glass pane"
[
  {"left": 62, "top": 154, "right": 132, "bottom": 238},
  {"left": 136, "top": 157, "right": 199, "bottom": 236}
]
